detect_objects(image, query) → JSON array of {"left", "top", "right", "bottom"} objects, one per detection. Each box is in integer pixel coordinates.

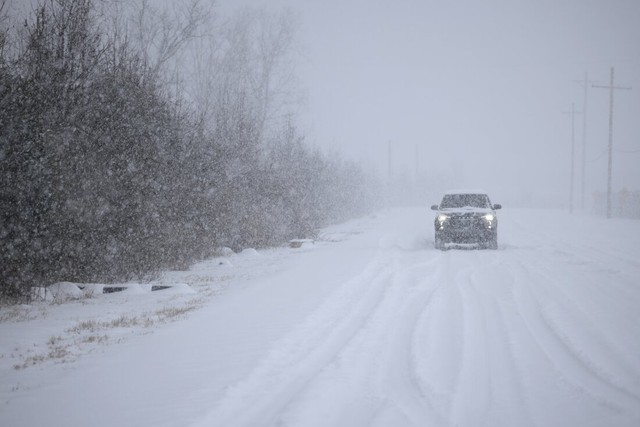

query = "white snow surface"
[{"left": 1, "top": 208, "right": 640, "bottom": 427}]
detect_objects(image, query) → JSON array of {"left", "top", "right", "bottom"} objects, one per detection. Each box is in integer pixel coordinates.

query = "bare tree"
[
  {"left": 193, "top": 7, "right": 300, "bottom": 141},
  {"left": 251, "top": 7, "right": 298, "bottom": 139},
  {"left": 0, "top": 0, "right": 7, "bottom": 58},
  {"left": 0, "top": 0, "right": 378, "bottom": 303},
  {"left": 132, "top": 0, "right": 210, "bottom": 80}
]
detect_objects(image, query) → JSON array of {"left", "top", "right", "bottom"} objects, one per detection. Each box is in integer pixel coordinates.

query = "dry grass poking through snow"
[
  {"left": 11, "top": 297, "right": 203, "bottom": 370},
  {"left": 0, "top": 304, "right": 46, "bottom": 323},
  {"left": 4, "top": 253, "right": 234, "bottom": 373}
]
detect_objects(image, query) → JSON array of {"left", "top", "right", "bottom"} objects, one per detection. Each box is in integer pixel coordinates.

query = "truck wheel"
[{"left": 487, "top": 233, "right": 498, "bottom": 250}]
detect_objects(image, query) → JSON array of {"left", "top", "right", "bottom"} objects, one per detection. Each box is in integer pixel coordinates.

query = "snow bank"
[
  {"left": 4, "top": 208, "right": 640, "bottom": 427},
  {"left": 47, "top": 282, "right": 84, "bottom": 299},
  {"left": 289, "top": 239, "right": 314, "bottom": 248},
  {"left": 239, "top": 248, "right": 260, "bottom": 258},
  {"left": 217, "top": 259, "right": 234, "bottom": 267}
]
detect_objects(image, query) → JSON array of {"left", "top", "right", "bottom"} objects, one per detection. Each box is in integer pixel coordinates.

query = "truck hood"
[{"left": 438, "top": 207, "right": 494, "bottom": 215}]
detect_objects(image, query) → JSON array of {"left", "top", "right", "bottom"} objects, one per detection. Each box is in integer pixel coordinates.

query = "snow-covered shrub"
[{"left": 0, "top": 0, "right": 378, "bottom": 304}]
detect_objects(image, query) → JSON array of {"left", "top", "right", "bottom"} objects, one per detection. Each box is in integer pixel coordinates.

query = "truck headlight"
[
  {"left": 437, "top": 214, "right": 449, "bottom": 228},
  {"left": 483, "top": 213, "right": 495, "bottom": 228}
]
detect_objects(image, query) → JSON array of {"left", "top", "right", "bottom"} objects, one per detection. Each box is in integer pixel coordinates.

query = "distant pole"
[
  {"left": 386, "top": 140, "right": 391, "bottom": 208},
  {"left": 415, "top": 144, "right": 420, "bottom": 204},
  {"left": 387, "top": 140, "right": 392, "bottom": 183},
  {"left": 415, "top": 144, "right": 419, "bottom": 179},
  {"left": 593, "top": 67, "right": 632, "bottom": 219},
  {"left": 606, "top": 69, "right": 614, "bottom": 219},
  {"left": 570, "top": 104, "right": 576, "bottom": 214},
  {"left": 575, "top": 72, "right": 595, "bottom": 210},
  {"left": 563, "top": 104, "right": 582, "bottom": 214},
  {"left": 581, "top": 73, "right": 588, "bottom": 210}
]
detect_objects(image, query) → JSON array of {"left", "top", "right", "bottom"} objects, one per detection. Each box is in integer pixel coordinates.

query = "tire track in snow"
[
  {"left": 465, "top": 257, "right": 537, "bottom": 427},
  {"left": 411, "top": 251, "right": 466, "bottom": 425},
  {"left": 279, "top": 251, "right": 448, "bottom": 427},
  {"left": 191, "top": 248, "right": 398, "bottom": 427},
  {"left": 521, "top": 251, "right": 640, "bottom": 390},
  {"left": 448, "top": 254, "right": 494, "bottom": 427},
  {"left": 193, "top": 238, "right": 446, "bottom": 427},
  {"left": 519, "top": 249, "right": 640, "bottom": 397},
  {"left": 415, "top": 251, "right": 518, "bottom": 427},
  {"left": 511, "top": 237, "right": 640, "bottom": 344},
  {"left": 487, "top": 296, "right": 538, "bottom": 427},
  {"left": 368, "top": 258, "right": 451, "bottom": 427},
  {"left": 506, "top": 214, "right": 640, "bottom": 406},
  {"left": 191, "top": 209, "right": 640, "bottom": 427},
  {"left": 508, "top": 256, "right": 640, "bottom": 422},
  {"left": 507, "top": 215, "right": 640, "bottom": 305}
]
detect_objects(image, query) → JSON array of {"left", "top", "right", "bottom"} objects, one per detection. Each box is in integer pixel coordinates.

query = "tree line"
[{"left": 0, "top": 0, "right": 379, "bottom": 303}]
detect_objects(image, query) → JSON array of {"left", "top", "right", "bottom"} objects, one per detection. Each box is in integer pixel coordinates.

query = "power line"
[{"left": 588, "top": 149, "right": 608, "bottom": 162}]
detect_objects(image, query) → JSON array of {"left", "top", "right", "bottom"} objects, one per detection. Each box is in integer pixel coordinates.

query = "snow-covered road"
[{"left": 2, "top": 208, "right": 640, "bottom": 427}]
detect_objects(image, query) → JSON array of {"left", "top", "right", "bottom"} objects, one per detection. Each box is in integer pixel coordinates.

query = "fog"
[
  {"left": 223, "top": 0, "right": 640, "bottom": 208},
  {"left": 2, "top": 3, "right": 640, "bottom": 424},
  {"left": 5, "top": 0, "right": 639, "bottom": 208}
]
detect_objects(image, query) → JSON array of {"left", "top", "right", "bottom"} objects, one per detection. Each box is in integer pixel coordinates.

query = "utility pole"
[
  {"left": 387, "top": 140, "right": 392, "bottom": 183},
  {"left": 593, "top": 67, "right": 632, "bottom": 219},
  {"left": 415, "top": 144, "right": 420, "bottom": 205},
  {"left": 575, "top": 72, "right": 596, "bottom": 210},
  {"left": 563, "top": 103, "right": 582, "bottom": 214},
  {"left": 387, "top": 140, "right": 392, "bottom": 208},
  {"left": 414, "top": 144, "right": 419, "bottom": 180}
]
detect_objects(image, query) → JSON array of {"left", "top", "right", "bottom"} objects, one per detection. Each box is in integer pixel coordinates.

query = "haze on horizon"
[
  {"left": 6, "top": 0, "right": 639, "bottom": 208},
  {"left": 224, "top": 0, "right": 640, "bottom": 209}
]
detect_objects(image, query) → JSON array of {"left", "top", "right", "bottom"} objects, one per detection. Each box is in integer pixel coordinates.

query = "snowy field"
[{"left": 1, "top": 208, "right": 639, "bottom": 427}]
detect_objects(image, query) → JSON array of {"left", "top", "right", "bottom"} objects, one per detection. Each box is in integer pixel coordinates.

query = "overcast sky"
[
  {"left": 222, "top": 0, "right": 640, "bottom": 207},
  {"left": 8, "top": 0, "right": 639, "bottom": 207}
]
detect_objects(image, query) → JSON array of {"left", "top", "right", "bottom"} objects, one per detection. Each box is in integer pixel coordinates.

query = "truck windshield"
[{"left": 440, "top": 194, "right": 490, "bottom": 209}]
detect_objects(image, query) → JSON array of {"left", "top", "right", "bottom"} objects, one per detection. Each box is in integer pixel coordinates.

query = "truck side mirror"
[
  {"left": 493, "top": 204, "right": 502, "bottom": 210},
  {"left": 430, "top": 205, "right": 439, "bottom": 211}
]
